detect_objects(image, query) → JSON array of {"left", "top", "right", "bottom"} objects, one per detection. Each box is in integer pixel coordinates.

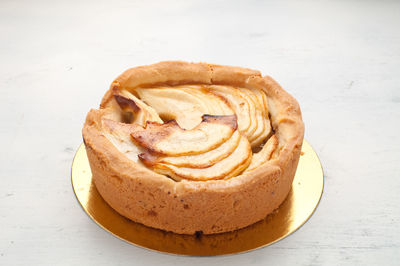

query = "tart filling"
[{"left": 102, "top": 84, "right": 277, "bottom": 182}]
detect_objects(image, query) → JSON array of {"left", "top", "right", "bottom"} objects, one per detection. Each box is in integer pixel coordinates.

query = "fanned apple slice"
[
  {"left": 114, "top": 92, "right": 147, "bottom": 125},
  {"left": 177, "top": 86, "right": 234, "bottom": 116},
  {"left": 256, "top": 89, "right": 272, "bottom": 144},
  {"left": 245, "top": 88, "right": 271, "bottom": 147},
  {"left": 113, "top": 89, "right": 162, "bottom": 125},
  {"left": 223, "top": 154, "right": 253, "bottom": 180},
  {"left": 136, "top": 87, "right": 209, "bottom": 129},
  {"left": 209, "top": 85, "right": 252, "bottom": 134},
  {"left": 244, "top": 135, "right": 278, "bottom": 173},
  {"left": 249, "top": 87, "right": 268, "bottom": 117},
  {"left": 240, "top": 88, "right": 265, "bottom": 146},
  {"left": 235, "top": 88, "right": 258, "bottom": 140},
  {"left": 131, "top": 114, "right": 237, "bottom": 156},
  {"left": 250, "top": 116, "right": 272, "bottom": 148},
  {"left": 259, "top": 89, "right": 270, "bottom": 117},
  {"left": 101, "top": 118, "right": 144, "bottom": 163},
  {"left": 152, "top": 135, "right": 252, "bottom": 181},
  {"left": 139, "top": 130, "right": 241, "bottom": 168}
]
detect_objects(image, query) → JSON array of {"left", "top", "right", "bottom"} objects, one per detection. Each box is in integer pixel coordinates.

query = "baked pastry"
[{"left": 82, "top": 61, "right": 304, "bottom": 234}]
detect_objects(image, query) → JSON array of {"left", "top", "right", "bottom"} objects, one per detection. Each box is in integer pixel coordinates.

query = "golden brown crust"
[
  {"left": 82, "top": 61, "right": 304, "bottom": 234},
  {"left": 209, "top": 64, "right": 261, "bottom": 86}
]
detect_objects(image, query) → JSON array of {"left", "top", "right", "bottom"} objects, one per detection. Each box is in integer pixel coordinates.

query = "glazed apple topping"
[{"left": 104, "top": 85, "right": 278, "bottom": 181}]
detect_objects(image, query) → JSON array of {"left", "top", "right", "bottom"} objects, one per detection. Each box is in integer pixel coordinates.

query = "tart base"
[{"left": 71, "top": 140, "right": 323, "bottom": 256}]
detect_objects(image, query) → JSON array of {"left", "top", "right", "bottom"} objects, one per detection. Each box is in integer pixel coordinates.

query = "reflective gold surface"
[{"left": 71, "top": 140, "right": 323, "bottom": 256}]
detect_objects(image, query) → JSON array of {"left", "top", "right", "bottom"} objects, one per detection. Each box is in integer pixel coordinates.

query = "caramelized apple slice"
[
  {"left": 139, "top": 130, "right": 241, "bottom": 168},
  {"left": 113, "top": 89, "right": 162, "bottom": 125},
  {"left": 152, "top": 135, "right": 252, "bottom": 181},
  {"left": 130, "top": 114, "right": 237, "bottom": 156}
]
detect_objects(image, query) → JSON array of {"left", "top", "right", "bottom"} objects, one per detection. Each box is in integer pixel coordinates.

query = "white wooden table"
[{"left": 1, "top": 0, "right": 399, "bottom": 265}]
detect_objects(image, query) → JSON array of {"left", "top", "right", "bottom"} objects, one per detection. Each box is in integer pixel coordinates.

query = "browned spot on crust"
[
  {"left": 201, "top": 114, "right": 237, "bottom": 130},
  {"left": 147, "top": 210, "right": 157, "bottom": 216},
  {"left": 102, "top": 118, "right": 139, "bottom": 135},
  {"left": 113, "top": 94, "right": 141, "bottom": 113},
  {"left": 111, "top": 84, "right": 119, "bottom": 92},
  {"left": 110, "top": 174, "right": 123, "bottom": 183},
  {"left": 102, "top": 118, "right": 116, "bottom": 133}
]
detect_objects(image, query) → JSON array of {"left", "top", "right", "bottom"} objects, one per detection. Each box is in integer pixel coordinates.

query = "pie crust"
[{"left": 82, "top": 61, "right": 304, "bottom": 234}]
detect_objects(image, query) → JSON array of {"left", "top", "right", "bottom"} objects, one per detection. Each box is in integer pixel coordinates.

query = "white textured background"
[{"left": 1, "top": 0, "right": 399, "bottom": 265}]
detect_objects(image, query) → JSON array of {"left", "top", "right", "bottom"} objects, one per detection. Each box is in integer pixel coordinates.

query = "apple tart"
[{"left": 82, "top": 61, "right": 304, "bottom": 234}]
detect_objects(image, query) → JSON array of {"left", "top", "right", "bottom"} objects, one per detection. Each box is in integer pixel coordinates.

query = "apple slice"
[
  {"left": 152, "top": 135, "right": 252, "bottom": 181},
  {"left": 253, "top": 89, "right": 272, "bottom": 145},
  {"left": 113, "top": 89, "right": 162, "bottom": 125},
  {"left": 136, "top": 87, "right": 209, "bottom": 129},
  {"left": 248, "top": 87, "right": 268, "bottom": 117},
  {"left": 177, "top": 85, "right": 234, "bottom": 116},
  {"left": 250, "top": 116, "right": 272, "bottom": 148},
  {"left": 239, "top": 88, "right": 265, "bottom": 146},
  {"left": 101, "top": 118, "right": 144, "bottom": 163},
  {"left": 209, "top": 85, "right": 252, "bottom": 135},
  {"left": 244, "top": 88, "right": 271, "bottom": 147},
  {"left": 223, "top": 154, "right": 253, "bottom": 180},
  {"left": 244, "top": 135, "right": 278, "bottom": 173},
  {"left": 236, "top": 88, "right": 258, "bottom": 140},
  {"left": 130, "top": 114, "right": 237, "bottom": 156},
  {"left": 139, "top": 130, "right": 241, "bottom": 168},
  {"left": 259, "top": 89, "right": 270, "bottom": 118}
]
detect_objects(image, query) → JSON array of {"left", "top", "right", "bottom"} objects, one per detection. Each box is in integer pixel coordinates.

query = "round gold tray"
[{"left": 71, "top": 140, "right": 323, "bottom": 256}]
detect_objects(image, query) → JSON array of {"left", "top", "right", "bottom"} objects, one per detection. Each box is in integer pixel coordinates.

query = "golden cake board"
[{"left": 71, "top": 140, "right": 323, "bottom": 256}]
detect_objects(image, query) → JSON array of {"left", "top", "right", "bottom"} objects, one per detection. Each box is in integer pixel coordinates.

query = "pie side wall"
[
  {"left": 82, "top": 61, "right": 304, "bottom": 234},
  {"left": 84, "top": 134, "right": 295, "bottom": 234}
]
